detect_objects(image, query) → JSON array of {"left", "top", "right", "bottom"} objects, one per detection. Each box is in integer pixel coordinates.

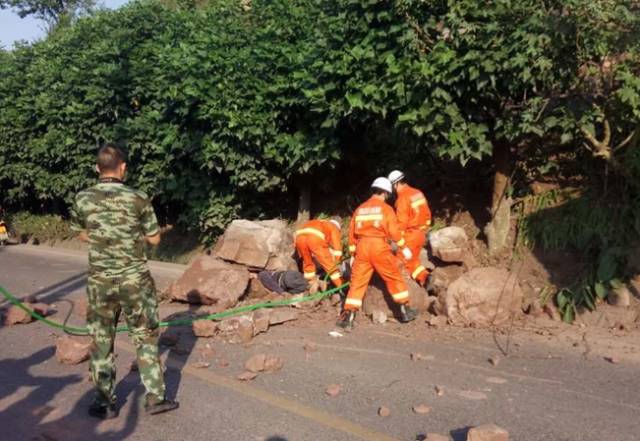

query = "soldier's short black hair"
[{"left": 97, "top": 143, "right": 127, "bottom": 172}]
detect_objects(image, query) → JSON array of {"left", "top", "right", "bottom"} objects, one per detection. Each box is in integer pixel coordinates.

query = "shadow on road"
[{"left": 0, "top": 346, "right": 142, "bottom": 441}]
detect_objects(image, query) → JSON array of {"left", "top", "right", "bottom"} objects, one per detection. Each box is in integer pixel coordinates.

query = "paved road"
[{"left": 0, "top": 245, "right": 638, "bottom": 441}]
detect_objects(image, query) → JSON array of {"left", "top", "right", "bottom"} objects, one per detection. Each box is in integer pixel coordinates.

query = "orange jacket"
[
  {"left": 295, "top": 219, "right": 343, "bottom": 258},
  {"left": 395, "top": 184, "right": 431, "bottom": 232},
  {"left": 348, "top": 196, "right": 405, "bottom": 253}
]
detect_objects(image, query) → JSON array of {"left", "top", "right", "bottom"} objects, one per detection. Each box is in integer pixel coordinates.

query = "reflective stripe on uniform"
[
  {"left": 354, "top": 214, "right": 384, "bottom": 222},
  {"left": 295, "top": 228, "right": 326, "bottom": 241},
  {"left": 397, "top": 238, "right": 406, "bottom": 247},
  {"left": 348, "top": 245, "right": 356, "bottom": 253},
  {"left": 411, "top": 198, "right": 427, "bottom": 208},
  {"left": 330, "top": 272, "right": 342, "bottom": 281},
  {"left": 304, "top": 271, "right": 317, "bottom": 279},
  {"left": 345, "top": 298, "right": 362, "bottom": 307},
  {"left": 412, "top": 265, "right": 426, "bottom": 280},
  {"left": 391, "top": 290, "right": 409, "bottom": 301},
  {"left": 330, "top": 249, "right": 343, "bottom": 257}
]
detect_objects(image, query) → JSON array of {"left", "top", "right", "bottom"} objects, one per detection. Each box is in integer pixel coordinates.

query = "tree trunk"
[
  {"left": 484, "top": 143, "right": 512, "bottom": 256},
  {"left": 297, "top": 183, "right": 311, "bottom": 224}
]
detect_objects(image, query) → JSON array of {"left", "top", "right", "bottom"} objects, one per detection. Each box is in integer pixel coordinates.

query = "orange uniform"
[
  {"left": 295, "top": 219, "right": 344, "bottom": 287},
  {"left": 344, "top": 196, "right": 409, "bottom": 311},
  {"left": 395, "top": 184, "right": 432, "bottom": 285}
]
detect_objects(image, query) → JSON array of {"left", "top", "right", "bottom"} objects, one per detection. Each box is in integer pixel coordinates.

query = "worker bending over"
[
  {"left": 295, "top": 218, "right": 344, "bottom": 290},
  {"left": 388, "top": 170, "right": 432, "bottom": 286},
  {"left": 337, "top": 177, "right": 418, "bottom": 330}
]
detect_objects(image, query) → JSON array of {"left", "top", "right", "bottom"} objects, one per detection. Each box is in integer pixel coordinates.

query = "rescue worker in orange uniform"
[
  {"left": 295, "top": 218, "right": 344, "bottom": 290},
  {"left": 336, "top": 177, "right": 418, "bottom": 330},
  {"left": 388, "top": 170, "right": 432, "bottom": 286}
]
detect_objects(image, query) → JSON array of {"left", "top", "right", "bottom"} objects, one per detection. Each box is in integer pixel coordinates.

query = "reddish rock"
[
  {"left": 325, "top": 384, "right": 342, "bottom": 397},
  {"left": 167, "top": 255, "right": 250, "bottom": 306},
  {"left": 247, "top": 277, "right": 272, "bottom": 300},
  {"left": 55, "top": 336, "right": 92, "bottom": 365},
  {"left": 363, "top": 270, "right": 428, "bottom": 317},
  {"left": 192, "top": 320, "right": 217, "bottom": 338},
  {"left": 435, "top": 385, "right": 444, "bottom": 396},
  {"left": 604, "top": 356, "right": 619, "bottom": 364},
  {"left": 74, "top": 297, "right": 88, "bottom": 319},
  {"left": 428, "top": 315, "right": 448, "bottom": 327},
  {"left": 466, "top": 423, "right": 509, "bottom": 441},
  {"left": 4, "top": 303, "right": 51, "bottom": 325},
  {"left": 237, "top": 371, "right": 258, "bottom": 381},
  {"left": 268, "top": 309, "right": 298, "bottom": 325},
  {"left": 430, "top": 265, "right": 464, "bottom": 297},
  {"left": 378, "top": 406, "right": 391, "bottom": 417},
  {"left": 245, "top": 354, "right": 267, "bottom": 373},
  {"left": 191, "top": 361, "right": 210, "bottom": 369},
  {"left": 441, "top": 267, "right": 523, "bottom": 327},
  {"left": 229, "top": 316, "right": 254, "bottom": 344},
  {"left": 253, "top": 314, "right": 270, "bottom": 336}
]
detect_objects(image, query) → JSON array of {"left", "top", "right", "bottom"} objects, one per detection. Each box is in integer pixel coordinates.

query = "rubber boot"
[
  {"left": 335, "top": 310, "right": 356, "bottom": 331},
  {"left": 88, "top": 394, "right": 118, "bottom": 420},
  {"left": 397, "top": 304, "right": 418, "bottom": 323},
  {"left": 144, "top": 395, "right": 179, "bottom": 415}
]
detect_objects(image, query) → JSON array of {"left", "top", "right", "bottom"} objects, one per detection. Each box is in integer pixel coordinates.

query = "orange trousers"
[
  {"left": 295, "top": 235, "right": 343, "bottom": 287},
  {"left": 344, "top": 238, "right": 409, "bottom": 311},
  {"left": 402, "top": 229, "right": 428, "bottom": 285}
]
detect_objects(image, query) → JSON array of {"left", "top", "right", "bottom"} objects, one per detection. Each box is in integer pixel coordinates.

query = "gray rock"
[{"left": 429, "top": 226, "right": 469, "bottom": 263}]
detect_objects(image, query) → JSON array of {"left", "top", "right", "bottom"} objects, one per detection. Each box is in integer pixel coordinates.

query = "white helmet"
[
  {"left": 371, "top": 177, "right": 392, "bottom": 194},
  {"left": 388, "top": 170, "right": 405, "bottom": 184},
  {"left": 329, "top": 219, "right": 341, "bottom": 230}
]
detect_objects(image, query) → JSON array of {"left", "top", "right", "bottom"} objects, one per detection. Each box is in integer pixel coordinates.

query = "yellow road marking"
[{"left": 118, "top": 342, "right": 400, "bottom": 441}]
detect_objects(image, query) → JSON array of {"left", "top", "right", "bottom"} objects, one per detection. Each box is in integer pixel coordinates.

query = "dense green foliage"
[{"left": 1, "top": 0, "right": 639, "bottom": 309}]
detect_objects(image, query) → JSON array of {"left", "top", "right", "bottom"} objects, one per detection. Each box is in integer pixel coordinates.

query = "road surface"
[{"left": 0, "top": 245, "right": 638, "bottom": 441}]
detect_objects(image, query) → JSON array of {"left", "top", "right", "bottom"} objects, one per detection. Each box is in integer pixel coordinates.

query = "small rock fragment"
[
  {"left": 191, "top": 361, "right": 211, "bottom": 369},
  {"left": 328, "top": 331, "right": 343, "bottom": 338},
  {"left": 237, "top": 371, "right": 258, "bottom": 381},
  {"left": 543, "top": 304, "right": 561, "bottom": 321},
  {"left": 466, "top": 423, "right": 509, "bottom": 441},
  {"left": 485, "top": 377, "right": 507, "bottom": 384},
  {"left": 424, "top": 434, "right": 450, "bottom": 441},
  {"left": 604, "top": 356, "right": 619, "bottom": 364},
  {"left": 428, "top": 316, "right": 448, "bottom": 327},
  {"left": 55, "top": 336, "right": 92, "bottom": 365},
  {"left": 378, "top": 406, "right": 391, "bottom": 417},
  {"left": 411, "top": 352, "right": 426, "bottom": 361},
  {"left": 253, "top": 315, "right": 270, "bottom": 335},
  {"left": 218, "top": 359, "right": 230, "bottom": 368},
  {"left": 434, "top": 385, "right": 444, "bottom": 396},
  {"left": 458, "top": 390, "right": 488, "bottom": 400},
  {"left": 303, "top": 342, "right": 318, "bottom": 352},
  {"left": 229, "top": 315, "right": 254, "bottom": 344},
  {"left": 192, "top": 320, "right": 217, "bottom": 338},
  {"left": 263, "top": 355, "right": 284, "bottom": 373},
  {"left": 245, "top": 353, "right": 267, "bottom": 373},
  {"left": 198, "top": 344, "right": 215, "bottom": 358},
  {"left": 412, "top": 404, "right": 431, "bottom": 414},
  {"left": 325, "top": 384, "right": 342, "bottom": 397},
  {"left": 488, "top": 355, "right": 500, "bottom": 367}
]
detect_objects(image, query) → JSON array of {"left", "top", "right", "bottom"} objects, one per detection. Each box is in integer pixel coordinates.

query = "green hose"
[{"left": 0, "top": 282, "right": 348, "bottom": 336}]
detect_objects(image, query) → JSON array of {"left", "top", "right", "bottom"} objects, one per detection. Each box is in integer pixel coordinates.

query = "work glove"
[{"left": 401, "top": 247, "right": 412, "bottom": 260}]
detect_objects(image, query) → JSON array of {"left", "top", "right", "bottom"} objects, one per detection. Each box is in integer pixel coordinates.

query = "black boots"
[
  {"left": 144, "top": 396, "right": 180, "bottom": 415},
  {"left": 397, "top": 304, "right": 418, "bottom": 323},
  {"left": 88, "top": 395, "right": 118, "bottom": 420},
  {"left": 336, "top": 310, "right": 356, "bottom": 330}
]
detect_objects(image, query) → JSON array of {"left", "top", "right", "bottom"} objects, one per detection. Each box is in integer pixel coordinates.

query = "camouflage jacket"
[{"left": 70, "top": 180, "right": 159, "bottom": 277}]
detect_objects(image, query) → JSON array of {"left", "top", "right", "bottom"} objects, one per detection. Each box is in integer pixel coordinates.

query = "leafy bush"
[{"left": 7, "top": 212, "right": 73, "bottom": 243}]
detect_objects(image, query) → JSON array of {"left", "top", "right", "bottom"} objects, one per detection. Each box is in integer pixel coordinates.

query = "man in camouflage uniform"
[{"left": 71, "top": 143, "right": 178, "bottom": 419}]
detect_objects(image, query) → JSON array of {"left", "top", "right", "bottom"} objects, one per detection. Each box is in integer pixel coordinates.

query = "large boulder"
[
  {"left": 213, "top": 219, "right": 295, "bottom": 270},
  {"left": 429, "top": 226, "right": 469, "bottom": 263},
  {"left": 439, "top": 267, "right": 523, "bottom": 326},
  {"left": 167, "top": 255, "right": 250, "bottom": 308},
  {"left": 362, "top": 262, "right": 429, "bottom": 319}
]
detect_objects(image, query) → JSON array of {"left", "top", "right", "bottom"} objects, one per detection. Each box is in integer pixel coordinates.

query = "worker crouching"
[
  {"left": 295, "top": 218, "right": 344, "bottom": 291},
  {"left": 337, "top": 177, "right": 418, "bottom": 330}
]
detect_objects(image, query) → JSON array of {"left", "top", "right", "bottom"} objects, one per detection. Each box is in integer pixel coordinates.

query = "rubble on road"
[
  {"left": 466, "top": 423, "right": 509, "bottom": 441},
  {"left": 268, "top": 309, "right": 298, "bottom": 325},
  {"left": 55, "top": 336, "right": 92, "bottom": 365},
  {"left": 412, "top": 404, "right": 432, "bottom": 414},
  {"left": 237, "top": 371, "right": 258, "bottom": 381},
  {"left": 325, "top": 384, "right": 342, "bottom": 397},
  {"left": 378, "top": 406, "right": 391, "bottom": 417},
  {"left": 244, "top": 353, "right": 283, "bottom": 373},
  {"left": 4, "top": 302, "right": 52, "bottom": 325},
  {"left": 371, "top": 310, "right": 387, "bottom": 324},
  {"left": 191, "top": 361, "right": 210, "bottom": 369},
  {"left": 363, "top": 272, "right": 429, "bottom": 318},
  {"left": 438, "top": 267, "right": 523, "bottom": 327}
]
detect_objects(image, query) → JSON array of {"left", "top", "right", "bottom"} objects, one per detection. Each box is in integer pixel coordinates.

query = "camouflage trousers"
[{"left": 86, "top": 270, "right": 165, "bottom": 404}]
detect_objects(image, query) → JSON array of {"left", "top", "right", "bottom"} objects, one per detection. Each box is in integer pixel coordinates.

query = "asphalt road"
[{"left": 0, "top": 245, "right": 638, "bottom": 441}]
